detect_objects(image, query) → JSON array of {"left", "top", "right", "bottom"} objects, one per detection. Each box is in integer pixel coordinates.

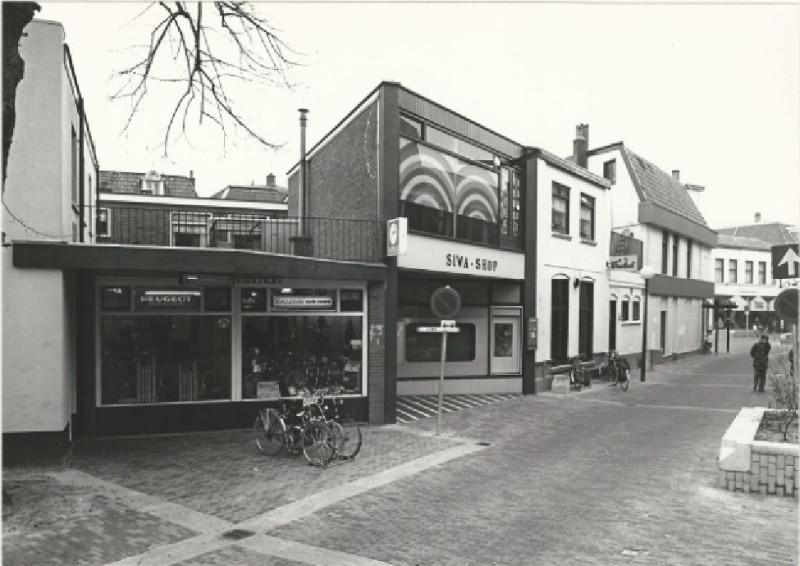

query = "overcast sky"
[{"left": 39, "top": 1, "right": 800, "bottom": 230}]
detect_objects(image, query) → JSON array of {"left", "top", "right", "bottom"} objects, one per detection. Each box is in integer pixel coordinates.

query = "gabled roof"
[
  {"left": 716, "top": 234, "right": 772, "bottom": 251},
  {"left": 99, "top": 170, "right": 197, "bottom": 198},
  {"left": 716, "top": 222, "right": 799, "bottom": 245},
  {"left": 211, "top": 185, "right": 288, "bottom": 204}
]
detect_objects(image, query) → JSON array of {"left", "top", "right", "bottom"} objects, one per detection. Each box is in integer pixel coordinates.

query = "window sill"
[
  {"left": 580, "top": 239, "right": 597, "bottom": 246},
  {"left": 621, "top": 320, "right": 641, "bottom": 326},
  {"left": 552, "top": 232, "right": 572, "bottom": 241}
]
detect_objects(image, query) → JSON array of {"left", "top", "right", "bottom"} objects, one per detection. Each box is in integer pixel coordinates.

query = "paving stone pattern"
[{"left": 172, "top": 544, "right": 307, "bottom": 566}]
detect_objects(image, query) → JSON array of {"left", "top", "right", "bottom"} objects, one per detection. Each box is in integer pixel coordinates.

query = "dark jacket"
[{"left": 751, "top": 342, "right": 771, "bottom": 370}]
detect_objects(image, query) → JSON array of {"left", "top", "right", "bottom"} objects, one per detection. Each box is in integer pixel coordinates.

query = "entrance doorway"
[
  {"left": 608, "top": 299, "right": 617, "bottom": 351},
  {"left": 490, "top": 308, "right": 521, "bottom": 375},
  {"left": 550, "top": 279, "right": 569, "bottom": 362},
  {"left": 660, "top": 311, "right": 667, "bottom": 353}
]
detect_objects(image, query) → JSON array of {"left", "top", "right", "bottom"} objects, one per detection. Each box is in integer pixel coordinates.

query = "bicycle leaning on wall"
[{"left": 604, "top": 349, "right": 631, "bottom": 392}]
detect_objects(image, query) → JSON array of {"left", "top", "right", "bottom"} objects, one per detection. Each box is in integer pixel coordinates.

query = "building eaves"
[{"left": 523, "top": 147, "right": 611, "bottom": 189}]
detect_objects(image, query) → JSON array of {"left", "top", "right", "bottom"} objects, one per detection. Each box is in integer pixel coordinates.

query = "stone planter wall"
[{"left": 718, "top": 407, "right": 798, "bottom": 497}]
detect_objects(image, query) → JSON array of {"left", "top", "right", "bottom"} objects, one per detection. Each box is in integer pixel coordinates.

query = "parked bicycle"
[
  {"left": 568, "top": 355, "right": 592, "bottom": 391},
  {"left": 253, "top": 396, "right": 336, "bottom": 467},
  {"left": 312, "top": 391, "right": 362, "bottom": 461},
  {"left": 605, "top": 349, "right": 630, "bottom": 392}
]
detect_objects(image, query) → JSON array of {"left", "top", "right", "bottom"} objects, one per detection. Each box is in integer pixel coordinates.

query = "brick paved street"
[{"left": 3, "top": 337, "right": 797, "bottom": 565}]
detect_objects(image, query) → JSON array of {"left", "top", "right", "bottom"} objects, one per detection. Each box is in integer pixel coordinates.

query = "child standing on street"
[{"left": 750, "top": 335, "right": 771, "bottom": 393}]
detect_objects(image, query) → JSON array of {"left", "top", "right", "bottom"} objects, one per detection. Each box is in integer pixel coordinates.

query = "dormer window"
[{"left": 140, "top": 171, "right": 164, "bottom": 195}]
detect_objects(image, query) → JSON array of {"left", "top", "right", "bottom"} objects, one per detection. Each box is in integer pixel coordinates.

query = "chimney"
[
  {"left": 189, "top": 170, "right": 194, "bottom": 179},
  {"left": 573, "top": 124, "right": 589, "bottom": 167},
  {"left": 672, "top": 170, "right": 680, "bottom": 181},
  {"left": 266, "top": 173, "right": 275, "bottom": 188},
  {"left": 755, "top": 212, "right": 761, "bottom": 223},
  {"left": 299, "top": 108, "right": 309, "bottom": 227}
]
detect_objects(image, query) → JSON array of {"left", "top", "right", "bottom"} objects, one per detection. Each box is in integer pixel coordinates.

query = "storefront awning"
[{"left": 12, "top": 241, "right": 387, "bottom": 282}]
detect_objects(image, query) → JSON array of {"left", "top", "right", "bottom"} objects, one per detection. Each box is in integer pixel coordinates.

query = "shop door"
[
  {"left": 490, "top": 314, "right": 521, "bottom": 375},
  {"left": 608, "top": 300, "right": 617, "bottom": 351}
]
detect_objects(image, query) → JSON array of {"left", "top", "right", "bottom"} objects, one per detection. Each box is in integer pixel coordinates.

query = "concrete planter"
[{"left": 718, "top": 407, "right": 798, "bottom": 497}]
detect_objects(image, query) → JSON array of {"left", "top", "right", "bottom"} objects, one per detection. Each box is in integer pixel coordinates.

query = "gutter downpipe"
[{"left": 299, "top": 108, "right": 308, "bottom": 235}]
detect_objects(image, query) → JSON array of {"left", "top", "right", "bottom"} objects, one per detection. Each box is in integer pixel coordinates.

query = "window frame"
[
  {"left": 661, "top": 231, "right": 670, "bottom": 274},
  {"left": 96, "top": 207, "right": 111, "bottom": 238},
  {"left": 552, "top": 182, "right": 570, "bottom": 235},
  {"left": 758, "top": 261, "right": 767, "bottom": 285},
  {"left": 579, "top": 193, "right": 595, "bottom": 242},
  {"left": 603, "top": 159, "right": 616, "bottom": 184},
  {"left": 745, "top": 261, "right": 754, "bottom": 284},
  {"left": 728, "top": 259, "right": 738, "bottom": 284}
]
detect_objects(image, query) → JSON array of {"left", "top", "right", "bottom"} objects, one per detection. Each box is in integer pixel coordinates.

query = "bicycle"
[
  {"left": 253, "top": 397, "right": 336, "bottom": 467},
  {"left": 312, "top": 391, "right": 362, "bottom": 461},
  {"left": 605, "top": 349, "right": 630, "bottom": 392},
  {"left": 568, "top": 355, "right": 591, "bottom": 391}
]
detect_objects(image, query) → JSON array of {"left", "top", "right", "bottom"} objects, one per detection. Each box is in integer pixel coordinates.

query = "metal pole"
[
  {"left": 437, "top": 332, "right": 448, "bottom": 436},
  {"left": 726, "top": 309, "right": 731, "bottom": 353},
  {"left": 793, "top": 323, "right": 798, "bottom": 381},
  {"left": 641, "top": 280, "right": 649, "bottom": 382},
  {"left": 714, "top": 305, "right": 719, "bottom": 354}
]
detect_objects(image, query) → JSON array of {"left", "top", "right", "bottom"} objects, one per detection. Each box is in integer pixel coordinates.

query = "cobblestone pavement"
[{"left": 3, "top": 337, "right": 797, "bottom": 565}]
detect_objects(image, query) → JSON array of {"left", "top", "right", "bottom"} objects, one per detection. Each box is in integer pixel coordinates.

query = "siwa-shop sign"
[
  {"left": 606, "top": 255, "right": 638, "bottom": 270},
  {"left": 397, "top": 234, "right": 524, "bottom": 279}
]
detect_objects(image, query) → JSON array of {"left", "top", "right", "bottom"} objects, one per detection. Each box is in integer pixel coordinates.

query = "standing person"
[{"left": 750, "top": 335, "right": 771, "bottom": 393}]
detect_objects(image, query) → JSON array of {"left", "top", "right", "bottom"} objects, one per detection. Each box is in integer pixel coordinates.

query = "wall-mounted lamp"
[{"left": 573, "top": 278, "right": 581, "bottom": 289}]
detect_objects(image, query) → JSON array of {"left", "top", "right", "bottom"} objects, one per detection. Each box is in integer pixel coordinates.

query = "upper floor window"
[
  {"left": 632, "top": 296, "right": 641, "bottom": 321},
  {"left": 140, "top": 171, "right": 165, "bottom": 195},
  {"left": 758, "top": 261, "right": 767, "bottom": 284},
  {"left": 96, "top": 208, "right": 110, "bottom": 238},
  {"left": 172, "top": 211, "right": 209, "bottom": 247},
  {"left": 686, "top": 239, "right": 692, "bottom": 278},
  {"left": 499, "top": 167, "right": 522, "bottom": 239},
  {"left": 672, "top": 235, "right": 679, "bottom": 276},
  {"left": 579, "top": 193, "right": 595, "bottom": 241},
  {"left": 715, "top": 258, "right": 724, "bottom": 283},
  {"left": 621, "top": 295, "right": 630, "bottom": 320},
  {"left": 603, "top": 159, "right": 616, "bottom": 184},
  {"left": 661, "top": 230, "right": 670, "bottom": 274},
  {"left": 552, "top": 183, "right": 570, "bottom": 234},
  {"left": 745, "top": 261, "right": 754, "bottom": 284},
  {"left": 729, "top": 259, "right": 738, "bottom": 283}
]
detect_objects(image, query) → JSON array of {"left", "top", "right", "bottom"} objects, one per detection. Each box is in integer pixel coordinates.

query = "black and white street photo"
[{"left": 2, "top": 1, "right": 798, "bottom": 564}]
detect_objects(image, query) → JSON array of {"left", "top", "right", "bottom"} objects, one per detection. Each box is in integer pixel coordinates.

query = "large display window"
[{"left": 241, "top": 287, "right": 365, "bottom": 399}]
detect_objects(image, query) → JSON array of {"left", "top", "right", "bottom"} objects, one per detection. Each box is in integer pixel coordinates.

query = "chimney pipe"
[
  {"left": 672, "top": 170, "right": 680, "bottom": 181},
  {"left": 573, "top": 124, "right": 589, "bottom": 168},
  {"left": 755, "top": 212, "right": 761, "bottom": 223},
  {"left": 267, "top": 173, "right": 275, "bottom": 188},
  {"left": 299, "top": 108, "right": 308, "bottom": 230},
  {"left": 189, "top": 170, "right": 194, "bottom": 179}
]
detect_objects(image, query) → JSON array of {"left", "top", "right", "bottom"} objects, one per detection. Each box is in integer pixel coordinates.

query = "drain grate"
[
  {"left": 477, "top": 442, "right": 492, "bottom": 446},
  {"left": 221, "top": 529, "right": 256, "bottom": 540}
]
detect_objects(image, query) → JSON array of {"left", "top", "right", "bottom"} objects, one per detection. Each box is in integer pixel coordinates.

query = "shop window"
[
  {"left": 96, "top": 208, "right": 110, "bottom": 238},
  {"left": 204, "top": 288, "right": 231, "bottom": 312},
  {"left": 241, "top": 316, "right": 363, "bottom": 397},
  {"left": 405, "top": 323, "right": 476, "bottom": 362},
  {"left": 715, "top": 259, "right": 724, "bottom": 283},
  {"left": 579, "top": 193, "right": 595, "bottom": 241},
  {"left": 632, "top": 297, "right": 641, "bottom": 321},
  {"left": 340, "top": 290, "right": 364, "bottom": 312},
  {"left": 241, "top": 288, "right": 267, "bottom": 312},
  {"left": 100, "top": 315, "right": 232, "bottom": 404},
  {"left": 101, "top": 286, "right": 131, "bottom": 311},
  {"left": 552, "top": 183, "right": 570, "bottom": 234},
  {"left": 401, "top": 200, "right": 452, "bottom": 238}
]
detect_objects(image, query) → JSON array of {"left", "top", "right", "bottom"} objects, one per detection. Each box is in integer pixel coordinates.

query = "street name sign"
[{"left": 772, "top": 244, "right": 800, "bottom": 279}]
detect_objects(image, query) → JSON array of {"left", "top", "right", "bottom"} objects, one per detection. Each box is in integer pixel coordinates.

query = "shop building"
[
  {"left": 712, "top": 216, "right": 799, "bottom": 332},
  {"left": 287, "top": 83, "right": 611, "bottom": 403},
  {"left": 3, "top": 20, "right": 386, "bottom": 461},
  {"left": 583, "top": 132, "right": 717, "bottom": 365}
]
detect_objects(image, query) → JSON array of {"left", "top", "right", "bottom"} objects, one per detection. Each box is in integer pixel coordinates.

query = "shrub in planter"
[{"left": 768, "top": 352, "right": 798, "bottom": 442}]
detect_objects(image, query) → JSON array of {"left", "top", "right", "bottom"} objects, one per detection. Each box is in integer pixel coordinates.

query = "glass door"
[{"left": 490, "top": 313, "right": 521, "bottom": 375}]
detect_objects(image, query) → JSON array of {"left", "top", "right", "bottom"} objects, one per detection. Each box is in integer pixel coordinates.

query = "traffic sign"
[
  {"left": 416, "top": 320, "right": 461, "bottom": 333},
  {"left": 774, "top": 288, "right": 798, "bottom": 322},
  {"left": 772, "top": 244, "right": 800, "bottom": 279},
  {"left": 430, "top": 286, "right": 461, "bottom": 319}
]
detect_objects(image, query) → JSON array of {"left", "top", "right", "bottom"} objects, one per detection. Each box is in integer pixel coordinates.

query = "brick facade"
[{"left": 100, "top": 170, "right": 197, "bottom": 198}]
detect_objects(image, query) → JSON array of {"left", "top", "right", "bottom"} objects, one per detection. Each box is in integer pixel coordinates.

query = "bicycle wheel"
[
  {"left": 609, "top": 365, "right": 619, "bottom": 386},
  {"left": 620, "top": 368, "right": 630, "bottom": 392},
  {"left": 330, "top": 418, "right": 362, "bottom": 461},
  {"left": 301, "top": 420, "right": 335, "bottom": 467},
  {"left": 254, "top": 409, "right": 285, "bottom": 456}
]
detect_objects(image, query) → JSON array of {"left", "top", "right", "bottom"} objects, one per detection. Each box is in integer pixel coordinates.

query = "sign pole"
[
  {"left": 437, "top": 332, "right": 448, "bottom": 436},
  {"left": 794, "top": 323, "right": 798, "bottom": 382}
]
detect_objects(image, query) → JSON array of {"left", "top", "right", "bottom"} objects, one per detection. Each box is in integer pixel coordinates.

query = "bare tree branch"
[{"left": 111, "top": 1, "right": 301, "bottom": 156}]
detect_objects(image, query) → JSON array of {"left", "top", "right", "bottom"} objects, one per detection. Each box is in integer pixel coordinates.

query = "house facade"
[
  {"left": 584, "top": 132, "right": 717, "bottom": 365},
  {"left": 713, "top": 218, "right": 799, "bottom": 332}
]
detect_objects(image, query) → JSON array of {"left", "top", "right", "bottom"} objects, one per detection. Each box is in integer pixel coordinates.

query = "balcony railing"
[
  {"left": 609, "top": 231, "right": 644, "bottom": 269},
  {"left": 96, "top": 207, "right": 383, "bottom": 263}
]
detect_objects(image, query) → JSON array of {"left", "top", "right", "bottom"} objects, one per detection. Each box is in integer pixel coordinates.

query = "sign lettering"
[
  {"left": 272, "top": 296, "right": 334, "bottom": 309},
  {"left": 606, "top": 255, "right": 638, "bottom": 270},
  {"left": 135, "top": 290, "right": 202, "bottom": 311},
  {"left": 445, "top": 253, "right": 499, "bottom": 272}
]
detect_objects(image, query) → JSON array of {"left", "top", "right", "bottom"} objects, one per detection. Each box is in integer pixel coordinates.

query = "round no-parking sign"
[
  {"left": 775, "top": 288, "right": 798, "bottom": 322},
  {"left": 431, "top": 286, "right": 461, "bottom": 319}
]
